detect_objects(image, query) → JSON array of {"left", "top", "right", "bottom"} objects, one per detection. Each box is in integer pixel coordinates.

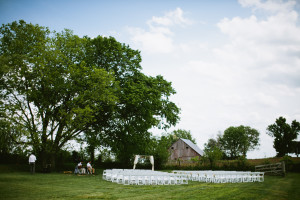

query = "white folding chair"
[
  {"left": 157, "top": 175, "right": 164, "bottom": 185},
  {"left": 138, "top": 175, "right": 145, "bottom": 185},
  {"left": 130, "top": 175, "right": 138, "bottom": 185},
  {"left": 123, "top": 174, "right": 130, "bottom": 185},
  {"left": 151, "top": 175, "right": 158, "bottom": 185}
]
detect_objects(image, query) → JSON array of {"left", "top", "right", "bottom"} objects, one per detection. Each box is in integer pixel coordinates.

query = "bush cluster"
[{"left": 163, "top": 157, "right": 300, "bottom": 172}]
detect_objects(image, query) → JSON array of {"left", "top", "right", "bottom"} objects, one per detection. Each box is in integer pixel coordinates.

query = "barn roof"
[{"left": 180, "top": 138, "right": 204, "bottom": 156}]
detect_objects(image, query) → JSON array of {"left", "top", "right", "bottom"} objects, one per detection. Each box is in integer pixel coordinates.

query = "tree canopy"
[
  {"left": 203, "top": 138, "right": 223, "bottom": 169},
  {"left": 83, "top": 36, "right": 180, "bottom": 164},
  {"left": 165, "top": 129, "right": 196, "bottom": 145},
  {"left": 220, "top": 125, "right": 260, "bottom": 159},
  {"left": 267, "top": 116, "right": 300, "bottom": 157},
  {"left": 0, "top": 20, "right": 180, "bottom": 167}
]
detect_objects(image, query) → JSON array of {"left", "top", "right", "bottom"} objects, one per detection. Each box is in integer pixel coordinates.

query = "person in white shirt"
[
  {"left": 78, "top": 161, "right": 82, "bottom": 169},
  {"left": 74, "top": 161, "right": 81, "bottom": 174},
  {"left": 28, "top": 153, "right": 37, "bottom": 174},
  {"left": 78, "top": 161, "right": 86, "bottom": 174},
  {"left": 87, "top": 161, "right": 95, "bottom": 174}
]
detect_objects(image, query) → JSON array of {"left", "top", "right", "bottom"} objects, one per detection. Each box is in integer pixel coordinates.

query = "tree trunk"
[
  {"left": 88, "top": 145, "right": 95, "bottom": 163},
  {"left": 91, "top": 148, "right": 95, "bottom": 163},
  {"left": 50, "top": 153, "right": 56, "bottom": 170},
  {"left": 41, "top": 152, "right": 47, "bottom": 168}
]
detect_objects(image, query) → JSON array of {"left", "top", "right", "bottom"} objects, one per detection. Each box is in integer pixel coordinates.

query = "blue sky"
[{"left": 1, "top": 0, "right": 300, "bottom": 158}]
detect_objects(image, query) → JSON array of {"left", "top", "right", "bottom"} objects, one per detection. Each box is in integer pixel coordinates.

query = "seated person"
[
  {"left": 78, "top": 161, "right": 86, "bottom": 174},
  {"left": 87, "top": 161, "right": 95, "bottom": 174},
  {"left": 78, "top": 161, "right": 82, "bottom": 169},
  {"left": 74, "top": 165, "right": 80, "bottom": 174}
]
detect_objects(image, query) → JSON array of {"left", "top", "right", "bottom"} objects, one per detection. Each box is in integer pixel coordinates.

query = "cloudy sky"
[{"left": 1, "top": 0, "right": 300, "bottom": 158}]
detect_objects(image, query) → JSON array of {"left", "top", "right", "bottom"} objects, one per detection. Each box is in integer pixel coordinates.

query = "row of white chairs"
[
  {"left": 103, "top": 169, "right": 189, "bottom": 185},
  {"left": 173, "top": 170, "right": 264, "bottom": 183}
]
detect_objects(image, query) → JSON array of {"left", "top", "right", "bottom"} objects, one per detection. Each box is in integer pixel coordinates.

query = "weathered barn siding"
[{"left": 168, "top": 139, "right": 201, "bottom": 161}]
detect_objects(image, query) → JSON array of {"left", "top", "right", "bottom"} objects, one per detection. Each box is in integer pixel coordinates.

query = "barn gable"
[
  {"left": 180, "top": 138, "right": 204, "bottom": 156},
  {"left": 168, "top": 138, "right": 203, "bottom": 161}
]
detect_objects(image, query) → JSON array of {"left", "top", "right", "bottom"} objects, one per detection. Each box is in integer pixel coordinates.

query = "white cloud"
[
  {"left": 217, "top": 12, "right": 300, "bottom": 44},
  {"left": 127, "top": 27, "right": 174, "bottom": 54},
  {"left": 254, "top": 92, "right": 279, "bottom": 107},
  {"left": 127, "top": 8, "right": 192, "bottom": 54},
  {"left": 215, "top": 1, "right": 300, "bottom": 88},
  {"left": 125, "top": 0, "right": 300, "bottom": 158},
  {"left": 238, "top": 0, "right": 297, "bottom": 13},
  {"left": 148, "top": 7, "right": 193, "bottom": 27},
  {"left": 172, "top": 0, "right": 300, "bottom": 158}
]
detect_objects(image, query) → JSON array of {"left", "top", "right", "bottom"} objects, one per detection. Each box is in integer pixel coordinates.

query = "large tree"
[
  {"left": 0, "top": 21, "right": 117, "bottom": 167},
  {"left": 267, "top": 116, "right": 300, "bottom": 157},
  {"left": 83, "top": 36, "right": 180, "bottom": 165},
  {"left": 0, "top": 20, "right": 180, "bottom": 167},
  {"left": 220, "top": 125, "right": 260, "bottom": 159}
]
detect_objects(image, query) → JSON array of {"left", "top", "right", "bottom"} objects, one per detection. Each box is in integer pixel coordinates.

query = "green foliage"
[
  {"left": 145, "top": 129, "right": 196, "bottom": 169},
  {"left": 83, "top": 36, "right": 180, "bottom": 165},
  {"left": 291, "top": 141, "right": 300, "bottom": 157},
  {"left": 138, "top": 136, "right": 171, "bottom": 169},
  {"left": 203, "top": 139, "right": 223, "bottom": 169},
  {"left": 262, "top": 158, "right": 271, "bottom": 165},
  {"left": 0, "top": 20, "right": 180, "bottom": 167},
  {"left": 151, "top": 137, "right": 171, "bottom": 169},
  {"left": 1, "top": 21, "right": 117, "bottom": 167},
  {"left": 171, "top": 129, "right": 196, "bottom": 143},
  {"left": 267, "top": 116, "right": 300, "bottom": 157},
  {"left": 0, "top": 118, "right": 27, "bottom": 154},
  {"left": 131, "top": 129, "right": 197, "bottom": 169},
  {"left": 161, "top": 129, "right": 196, "bottom": 148},
  {"left": 191, "top": 156, "right": 201, "bottom": 163},
  {"left": 0, "top": 152, "right": 27, "bottom": 165},
  {"left": 237, "top": 156, "right": 250, "bottom": 170},
  {"left": 281, "top": 155, "right": 294, "bottom": 172},
  {"left": 220, "top": 125, "right": 260, "bottom": 159}
]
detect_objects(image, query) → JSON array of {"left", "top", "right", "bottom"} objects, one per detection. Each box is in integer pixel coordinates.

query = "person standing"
[{"left": 29, "top": 153, "right": 37, "bottom": 174}]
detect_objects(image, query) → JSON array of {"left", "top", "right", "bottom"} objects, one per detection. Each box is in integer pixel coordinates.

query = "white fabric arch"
[
  {"left": 133, "top": 155, "right": 154, "bottom": 171},
  {"left": 150, "top": 156, "right": 154, "bottom": 171},
  {"left": 133, "top": 155, "right": 139, "bottom": 165}
]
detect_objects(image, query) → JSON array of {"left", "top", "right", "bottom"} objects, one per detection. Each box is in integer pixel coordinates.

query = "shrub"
[
  {"left": 262, "top": 158, "right": 271, "bottom": 165},
  {"left": 281, "top": 155, "right": 294, "bottom": 172}
]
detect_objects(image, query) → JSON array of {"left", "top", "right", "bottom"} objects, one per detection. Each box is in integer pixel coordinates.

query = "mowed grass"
[{"left": 0, "top": 170, "right": 299, "bottom": 200}]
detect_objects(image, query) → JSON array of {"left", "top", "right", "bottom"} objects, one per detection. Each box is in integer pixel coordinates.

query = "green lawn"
[{"left": 0, "top": 170, "right": 299, "bottom": 200}]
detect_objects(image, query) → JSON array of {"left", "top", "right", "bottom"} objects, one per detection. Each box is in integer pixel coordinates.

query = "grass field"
[{"left": 0, "top": 169, "right": 299, "bottom": 200}]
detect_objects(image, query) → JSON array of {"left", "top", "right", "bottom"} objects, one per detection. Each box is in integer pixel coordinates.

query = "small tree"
[
  {"left": 267, "top": 117, "right": 300, "bottom": 157},
  {"left": 144, "top": 136, "right": 171, "bottom": 169},
  {"left": 291, "top": 141, "right": 300, "bottom": 157},
  {"left": 220, "top": 126, "right": 260, "bottom": 159},
  {"left": 203, "top": 143, "right": 223, "bottom": 169},
  {"left": 241, "top": 126, "right": 260, "bottom": 157},
  {"left": 164, "top": 129, "right": 196, "bottom": 147}
]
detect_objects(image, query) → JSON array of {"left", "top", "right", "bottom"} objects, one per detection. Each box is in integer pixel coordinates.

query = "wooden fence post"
[
  {"left": 281, "top": 161, "right": 286, "bottom": 177},
  {"left": 255, "top": 162, "right": 285, "bottom": 176}
]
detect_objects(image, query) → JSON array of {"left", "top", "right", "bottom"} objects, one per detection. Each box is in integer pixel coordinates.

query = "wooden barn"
[{"left": 168, "top": 138, "right": 204, "bottom": 161}]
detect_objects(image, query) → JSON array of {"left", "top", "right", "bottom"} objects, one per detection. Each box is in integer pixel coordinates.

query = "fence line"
[{"left": 255, "top": 161, "right": 285, "bottom": 176}]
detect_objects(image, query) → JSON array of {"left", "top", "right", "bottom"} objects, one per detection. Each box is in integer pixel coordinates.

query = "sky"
[{"left": 1, "top": 0, "right": 300, "bottom": 159}]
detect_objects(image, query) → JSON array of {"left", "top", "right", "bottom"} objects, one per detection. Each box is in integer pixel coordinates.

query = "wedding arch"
[{"left": 133, "top": 155, "right": 154, "bottom": 171}]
